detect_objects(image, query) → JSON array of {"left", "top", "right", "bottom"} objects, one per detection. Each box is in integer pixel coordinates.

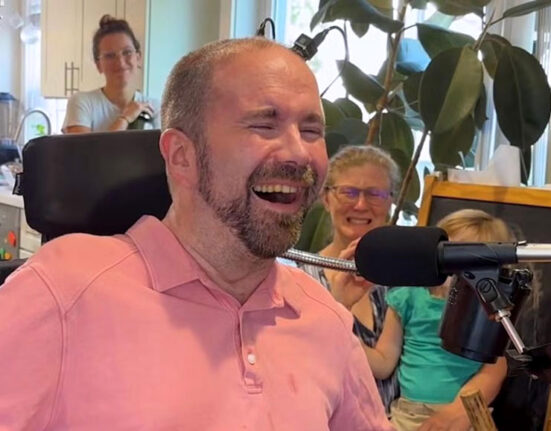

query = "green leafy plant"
[{"left": 297, "top": 0, "right": 551, "bottom": 252}]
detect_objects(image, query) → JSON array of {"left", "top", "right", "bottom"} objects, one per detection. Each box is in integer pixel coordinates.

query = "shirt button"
[{"left": 247, "top": 353, "right": 256, "bottom": 365}]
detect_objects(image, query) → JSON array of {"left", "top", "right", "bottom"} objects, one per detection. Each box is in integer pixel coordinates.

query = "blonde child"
[{"left": 363, "top": 209, "right": 512, "bottom": 431}]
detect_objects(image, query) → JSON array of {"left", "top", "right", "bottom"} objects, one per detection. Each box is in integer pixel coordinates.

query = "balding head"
[{"left": 162, "top": 38, "right": 299, "bottom": 148}]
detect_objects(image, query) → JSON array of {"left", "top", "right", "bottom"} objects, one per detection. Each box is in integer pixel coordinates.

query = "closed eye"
[{"left": 250, "top": 124, "right": 275, "bottom": 130}]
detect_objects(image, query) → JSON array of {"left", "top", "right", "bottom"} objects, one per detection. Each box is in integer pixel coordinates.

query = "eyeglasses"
[
  {"left": 326, "top": 185, "right": 392, "bottom": 206},
  {"left": 98, "top": 48, "right": 137, "bottom": 62}
]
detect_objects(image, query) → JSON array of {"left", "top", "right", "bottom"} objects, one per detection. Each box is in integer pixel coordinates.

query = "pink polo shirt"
[{"left": 0, "top": 216, "right": 393, "bottom": 430}]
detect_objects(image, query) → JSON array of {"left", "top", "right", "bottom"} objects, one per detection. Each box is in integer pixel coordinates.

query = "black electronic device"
[{"left": 353, "top": 225, "right": 551, "bottom": 380}]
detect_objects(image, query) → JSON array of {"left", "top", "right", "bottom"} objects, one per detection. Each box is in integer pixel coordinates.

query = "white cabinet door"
[
  {"left": 118, "top": 0, "right": 147, "bottom": 91},
  {"left": 79, "top": 0, "right": 118, "bottom": 92},
  {"left": 40, "top": 0, "right": 82, "bottom": 98}
]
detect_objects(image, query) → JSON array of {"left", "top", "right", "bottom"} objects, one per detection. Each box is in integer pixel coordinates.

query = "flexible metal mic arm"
[
  {"left": 281, "top": 248, "right": 357, "bottom": 272},
  {"left": 283, "top": 243, "right": 551, "bottom": 274}
]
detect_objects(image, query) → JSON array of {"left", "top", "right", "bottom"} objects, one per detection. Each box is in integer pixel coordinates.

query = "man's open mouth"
[{"left": 252, "top": 184, "right": 299, "bottom": 204}]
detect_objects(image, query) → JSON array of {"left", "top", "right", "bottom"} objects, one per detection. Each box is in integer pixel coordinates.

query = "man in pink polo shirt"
[{"left": 0, "top": 38, "right": 393, "bottom": 430}]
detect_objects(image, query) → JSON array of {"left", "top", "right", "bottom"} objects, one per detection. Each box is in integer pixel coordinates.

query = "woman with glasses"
[
  {"left": 63, "top": 15, "right": 159, "bottom": 133},
  {"left": 297, "top": 144, "right": 401, "bottom": 413}
]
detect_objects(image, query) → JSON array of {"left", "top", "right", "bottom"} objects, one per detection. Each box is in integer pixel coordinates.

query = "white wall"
[
  {"left": 0, "top": 0, "right": 22, "bottom": 99},
  {"left": 144, "top": 0, "right": 222, "bottom": 100}
]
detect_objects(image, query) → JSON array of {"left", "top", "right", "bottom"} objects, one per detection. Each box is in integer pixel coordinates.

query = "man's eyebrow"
[
  {"left": 303, "top": 112, "right": 325, "bottom": 127},
  {"left": 241, "top": 108, "right": 278, "bottom": 122},
  {"left": 241, "top": 108, "right": 325, "bottom": 127}
]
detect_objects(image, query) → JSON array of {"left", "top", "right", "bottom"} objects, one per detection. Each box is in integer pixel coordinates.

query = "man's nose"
[{"left": 280, "top": 125, "right": 312, "bottom": 166}]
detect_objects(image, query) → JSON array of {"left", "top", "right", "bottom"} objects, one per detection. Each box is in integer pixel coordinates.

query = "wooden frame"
[{"left": 417, "top": 175, "right": 551, "bottom": 226}]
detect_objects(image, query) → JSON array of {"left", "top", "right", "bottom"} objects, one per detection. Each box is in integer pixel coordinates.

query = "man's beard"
[{"left": 196, "top": 145, "right": 319, "bottom": 259}]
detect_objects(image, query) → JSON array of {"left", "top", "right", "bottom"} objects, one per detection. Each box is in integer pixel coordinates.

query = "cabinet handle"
[
  {"left": 72, "top": 65, "right": 80, "bottom": 93},
  {"left": 68, "top": 62, "right": 80, "bottom": 95},
  {"left": 70, "top": 62, "right": 74, "bottom": 95},
  {"left": 64, "top": 61, "right": 69, "bottom": 97}
]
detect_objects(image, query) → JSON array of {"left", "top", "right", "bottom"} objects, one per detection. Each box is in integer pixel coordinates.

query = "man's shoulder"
[
  {"left": 278, "top": 263, "right": 353, "bottom": 328},
  {"left": 20, "top": 233, "right": 138, "bottom": 309}
]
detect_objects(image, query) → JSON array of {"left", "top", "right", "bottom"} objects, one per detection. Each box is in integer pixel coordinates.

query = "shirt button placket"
[{"left": 240, "top": 313, "right": 262, "bottom": 393}]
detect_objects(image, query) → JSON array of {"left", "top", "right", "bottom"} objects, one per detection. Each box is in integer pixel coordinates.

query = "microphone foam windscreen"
[{"left": 355, "top": 226, "right": 448, "bottom": 287}]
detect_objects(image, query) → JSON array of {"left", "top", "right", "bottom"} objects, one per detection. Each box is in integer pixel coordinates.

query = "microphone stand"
[{"left": 282, "top": 247, "right": 551, "bottom": 382}]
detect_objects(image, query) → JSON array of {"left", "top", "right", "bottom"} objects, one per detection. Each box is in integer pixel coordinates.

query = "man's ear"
[{"left": 159, "top": 128, "right": 197, "bottom": 186}]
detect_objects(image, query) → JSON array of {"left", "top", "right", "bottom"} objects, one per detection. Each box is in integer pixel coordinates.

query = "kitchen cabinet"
[
  {"left": 41, "top": 0, "right": 146, "bottom": 98},
  {"left": 41, "top": 0, "right": 224, "bottom": 100}
]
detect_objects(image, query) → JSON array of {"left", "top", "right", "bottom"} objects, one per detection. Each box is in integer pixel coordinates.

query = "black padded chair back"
[{"left": 20, "top": 130, "right": 171, "bottom": 240}]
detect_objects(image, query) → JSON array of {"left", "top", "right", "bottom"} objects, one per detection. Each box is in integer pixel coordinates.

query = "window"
[
  {"left": 280, "top": 1, "right": 546, "bottom": 202},
  {"left": 20, "top": 0, "right": 66, "bottom": 142}
]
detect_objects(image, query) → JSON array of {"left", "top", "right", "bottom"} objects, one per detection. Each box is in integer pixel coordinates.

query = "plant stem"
[
  {"left": 365, "top": 2, "right": 409, "bottom": 146},
  {"left": 390, "top": 128, "right": 429, "bottom": 225},
  {"left": 473, "top": 9, "right": 496, "bottom": 52}
]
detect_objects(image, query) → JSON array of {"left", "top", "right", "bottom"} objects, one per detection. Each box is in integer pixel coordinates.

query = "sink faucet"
[{"left": 13, "top": 108, "right": 52, "bottom": 146}]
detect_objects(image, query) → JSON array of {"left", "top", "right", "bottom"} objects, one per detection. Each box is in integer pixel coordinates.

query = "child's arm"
[
  {"left": 417, "top": 356, "right": 507, "bottom": 431},
  {"left": 360, "top": 307, "right": 403, "bottom": 380}
]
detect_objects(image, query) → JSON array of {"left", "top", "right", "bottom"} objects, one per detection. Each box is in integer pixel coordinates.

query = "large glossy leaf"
[
  {"left": 378, "top": 112, "right": 415, "bottom": 159},
  {"left": 370, "top": 0, "right": 394, "bottom": 18},
  {"left": 405, "top": 167, "right": 421, "bottom": 203},
  {"left": 376, "top": 60, "right": 407, "bottom": 90},
  {"left": 473, "top": 84, "right": 487, "bottom": 129},
  {"left": 502, "top": 0, "right": 551, "bottom": 19},
  {"left": 430, "top": 115, "right": 475, "bottom": 166},
  {"left": 430, "top": 0, "right": 488, "bottom": 16},
  {"left": 411, "top": 0, "right": 428, "bottom": 8},
  {"left": 310, "top": 0, "right": 336, "bottom": 30},
  {"left": 333, "top": 97, "right": 363, "bottom": 119},
  {"left": 338, "top": 60, "right": 385, "bottom": 111},
  {"left": 494, "top": 45, "right": 551, "bottom": 149},
  {"left": 325, "top": 132, "right": 349, "bottom": 157},
  {"left": 397, "top": 38, "right": 431, "bottom": 74},
  {"left": 417, "top": 23, "right": 475, "bottom": 58},
  {"left": 419, "top": 46, "right": 483, "bottom": 134},
  {"left": 322, "top": 0, "right": 403, "bottom": 33},
  {"left": 322, "top": 99, "right": 345, "bottom": 127},
  {"left": 390, "top": 150, "right": 421, "bottom": 202},
  {"left": 330, "top": 117, "right": 369, "bottom": 146},
  {"left": 480, "top": 34, "right": 511, "bottom": 79},
  {"left": 351, "top": 22, "right": 370, "bottom": 38},
  {"left": 403, "top": 72, "right": 423, "bottom": 112},
  {"left": 295, "top": 202, "right": 333, "bottom": 252}
]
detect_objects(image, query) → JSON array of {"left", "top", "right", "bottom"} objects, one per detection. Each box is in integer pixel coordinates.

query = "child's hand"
[
  {"left": 329, "top": 239, "right": 373, "bottom": 310},
  {"left": 417, "top": 404, "right": 470, "bottom": 431}
]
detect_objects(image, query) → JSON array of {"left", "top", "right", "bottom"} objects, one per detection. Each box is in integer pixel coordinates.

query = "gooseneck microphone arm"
[
  {"left": 282, "top": 243, "right": 551, "bottom": 278},
  {"left": 281, "top": 248, "right": 357, "bottom": 272}
]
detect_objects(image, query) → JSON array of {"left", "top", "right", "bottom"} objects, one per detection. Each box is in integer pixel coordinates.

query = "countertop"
[{"left": 0, "top": 185, "right": 24, "bottom": 209}]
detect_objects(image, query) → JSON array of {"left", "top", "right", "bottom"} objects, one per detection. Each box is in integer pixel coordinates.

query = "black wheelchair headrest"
[{"left": 20, "top": 130, "right": 171, "bottom": 240}]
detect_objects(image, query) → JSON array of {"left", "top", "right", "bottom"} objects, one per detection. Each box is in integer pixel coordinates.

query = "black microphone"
[{"left": 354, "top": 226, "right": 521, "bottom": 286}]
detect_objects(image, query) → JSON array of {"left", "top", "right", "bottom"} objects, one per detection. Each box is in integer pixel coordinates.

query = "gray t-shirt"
[{"left": 62, "top": 88, "right": 160, "bottom": 132}]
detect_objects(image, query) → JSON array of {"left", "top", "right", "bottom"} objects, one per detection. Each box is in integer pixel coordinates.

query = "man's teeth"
[{"left": 253, "top": 185, "right": 298, "bottom": 193}]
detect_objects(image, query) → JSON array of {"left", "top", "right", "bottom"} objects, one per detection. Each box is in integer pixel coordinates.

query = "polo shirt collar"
[
  {"left": 126, "top": 216, "right": 302, "bottom": 315},
  {"left": 126, "top": 216, "right": 203, "bottom": 291}
]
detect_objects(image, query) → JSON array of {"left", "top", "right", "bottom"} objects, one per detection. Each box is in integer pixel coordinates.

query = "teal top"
[{"left": 386, "top": 287, "right": 482, "bottom": 404}]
